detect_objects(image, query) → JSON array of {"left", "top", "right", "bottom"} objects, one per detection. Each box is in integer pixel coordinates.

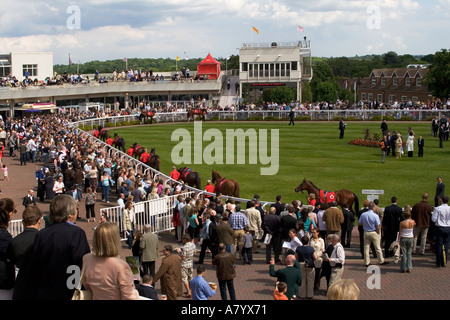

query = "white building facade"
[
  {"left": 0, "top": 52, "right": 53, "bottom": 81},
  {"left": 239, "top": 40, "right": 312, "bottom": 103}
]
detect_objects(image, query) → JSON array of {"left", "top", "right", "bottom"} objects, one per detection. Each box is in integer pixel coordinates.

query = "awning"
[{"left": 21, "top": 103, "right": 59, "bottom": 111}]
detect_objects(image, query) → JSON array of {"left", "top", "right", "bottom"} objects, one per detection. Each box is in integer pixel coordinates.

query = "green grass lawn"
[{"left": 111, "top": 121, "right": 448, "bottom": 208}]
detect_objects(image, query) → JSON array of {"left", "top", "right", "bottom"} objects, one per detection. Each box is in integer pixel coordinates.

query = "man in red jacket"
[
  {"left": 170, "top": 166, "right": 180, "bottom": 181},
  {"left": 140, "top": 148, "right": 151, "bottom": 164},
  {"left": 106, "top": 136, "right": 114, "bottom": 146}
]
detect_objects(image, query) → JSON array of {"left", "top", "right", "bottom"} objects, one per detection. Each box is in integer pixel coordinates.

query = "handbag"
[{"left": 71, "top": 255, "right": 93, "bottom": 300}]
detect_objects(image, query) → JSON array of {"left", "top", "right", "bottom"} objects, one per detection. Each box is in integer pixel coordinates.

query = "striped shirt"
[{"left": 180, "top": 242, "right": 196, "bottom": 268}]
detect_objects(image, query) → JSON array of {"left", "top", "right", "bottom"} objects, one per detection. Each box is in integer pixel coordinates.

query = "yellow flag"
[
  {"left": 252, "top": 26, "right": 259, "bottom": 35},
  {"left": 176, "top": 56, "right": 180, "bottom": 61}
]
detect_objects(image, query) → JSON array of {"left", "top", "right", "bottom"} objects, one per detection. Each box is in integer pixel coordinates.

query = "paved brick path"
[{"left": 2, "top": 153, "right": 449, "bottom": 301}]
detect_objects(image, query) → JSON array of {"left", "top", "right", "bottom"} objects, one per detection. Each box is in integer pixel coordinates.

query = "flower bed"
[{"left": 349, "top": 138, "right": 382, "bottom": 148}]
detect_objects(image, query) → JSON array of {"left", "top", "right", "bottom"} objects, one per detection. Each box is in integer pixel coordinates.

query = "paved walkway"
[{"left": 2, "top": 153, "right": 449, "bottom": 301}]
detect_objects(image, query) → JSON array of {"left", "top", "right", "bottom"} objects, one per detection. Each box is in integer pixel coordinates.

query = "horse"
[
  {"left": 113, "top": 133, "right": 126, "bottom": 152},
  {"left": 147, "top": 148, "right": 160, "bottom": 171},
  {"left": 139, "top": 110, "right": 154, "bottom": 124},
  {"left": 187, "top": 107, "right": 207, "bottom": 122},
  {"left": 211, "top": 170, "right": 240, "bottom": 198},
  {"left": 178, "top": 167, "right": 202, "bottom": 190},
  {"left": 294, "top": 178, "right": 359, "bottom": 214},
  {"left": 98, "top": 126, "right": 109, "bottom": 141},
  {"left": 131, "top": 142, "right": 145, "bottom": 159}
]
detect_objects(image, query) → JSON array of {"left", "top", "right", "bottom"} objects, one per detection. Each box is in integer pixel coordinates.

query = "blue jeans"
[
  {"left": 102, "top": 185, "right": 110, "bottom": 202},
  {"left": 400, "top": 238, "right": 413, "bottom": 271},
  {"left": 435, "top": 226, "right": 450, "bottom": 267},
  {"left": 225, "top": 244, "right": 234, "bottom": 253}
]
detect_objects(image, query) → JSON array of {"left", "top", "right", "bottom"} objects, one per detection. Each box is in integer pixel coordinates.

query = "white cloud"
[{"left": 0, "top": 0, "right": 447, "bottom": 63}]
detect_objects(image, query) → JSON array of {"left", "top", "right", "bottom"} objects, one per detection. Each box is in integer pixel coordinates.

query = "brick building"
[{"left": 356, "top": 67, "right": 432, "bottom": 107}]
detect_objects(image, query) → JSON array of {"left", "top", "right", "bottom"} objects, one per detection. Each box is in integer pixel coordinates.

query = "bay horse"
[
  {"left": 178, "top": 167, "right": 202, "bottom": 190},
  {"left": 187, "top": 107, "right": 207, "bottom": 122},
  {"left": 139, "top": 110, "right": 154, "bottom": 124},
  {"left": 211, "top": 170, "right": 240, "bottom": 198},
  {"left": 98, "top": 126, "right": 109, "bottom": 141},
  {"left": 113, "top": 133, "right": 126, "bottom": 152},
  {"left": 294, "top": 178, "right": 359, "bottom": 214},
  {"left": 131, "top": 143, "right": 145, "bottom": 159},
  {"left": 147, "top": 148, "right": 160, "bottom": 171}
]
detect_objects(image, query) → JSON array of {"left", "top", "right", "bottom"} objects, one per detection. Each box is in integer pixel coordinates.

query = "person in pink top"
[{"left": 82, "top": 222, "right": 140, "bottom": 300}]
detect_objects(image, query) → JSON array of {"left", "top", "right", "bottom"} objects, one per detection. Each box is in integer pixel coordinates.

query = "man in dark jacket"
[
  {"left": 382, "top": 196, "right": 403, "bottom": 258},
  {"left": 390, "top": 131, "right": 397, "bottom": 156},
  {"left": 212, "top": 243, "right": 237, "bottom": 300},
  {"left": 8, "top": 206, "right": 42, "bottom": 269},
  {"left": 435, "top": 177, "right": 445, "bottom": 207},
  {"left": 264, "top": 207, "right": 282, "bottom": 264},
  {"left": 340, "top": 203, "right": 355, "bottom": 248},
  {"left": 13, "top": 195, "right": 90, "bottom": 300}
]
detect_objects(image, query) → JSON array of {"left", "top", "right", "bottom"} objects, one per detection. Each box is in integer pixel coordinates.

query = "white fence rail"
[
  {"left": 100, "top": 192, "right": 194, "bottom": 239},
  {"left": 72, "top": 110, "right": 450, "bottom": 129},
  {"left": 8, "top": 220, "right": 24, "bottom": 238}
]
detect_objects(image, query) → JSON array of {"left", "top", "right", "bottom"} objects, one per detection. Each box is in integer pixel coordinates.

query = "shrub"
[
  {"left": 248, "top": 116, "right": 263, "bottom": 121},
  {"left": 400, "top": 116, "right": 413, "bottom": 121},
  {"left": 372, "top": 115, "right": 382, "bottom": 121},
  {"left": 79, "top": 125, "right": 92, "bottom": 131},
  {"left": 264, "top": 115, "right": 280, "bottom": 121},
  {"left": 383, "top": 116, "right": 396, "bottom": 121},
  {"left": 295, "top": 116, "right": 312, "bottom": 121},
  {"left": 105, "top": 122, "right": 116, "bottom": 127},
  {"left": 332, "top": 116, "right": 343, "bottom": 121}
]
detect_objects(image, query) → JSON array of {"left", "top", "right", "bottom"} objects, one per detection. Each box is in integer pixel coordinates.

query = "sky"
[{"left": 1, "top": 0, "right": 449, "bottom": 65}]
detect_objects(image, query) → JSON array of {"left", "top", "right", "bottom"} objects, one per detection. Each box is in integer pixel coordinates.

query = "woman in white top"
[
  {"left": 399, "top": 206, "right": 416, "bottom": 273},
  {"left": 52, "top": 176, "right": 65, "bottom": 196},
  {"left": 309, "top": 228, "right": 325, "bottom": 291},
  {"left": 288, "top": 229, "right": 303, "bottom": 252}
]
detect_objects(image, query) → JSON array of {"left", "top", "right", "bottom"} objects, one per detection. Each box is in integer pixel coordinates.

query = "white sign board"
[{"left": 362, "top": 190, "right": 384, "bottom": 195}]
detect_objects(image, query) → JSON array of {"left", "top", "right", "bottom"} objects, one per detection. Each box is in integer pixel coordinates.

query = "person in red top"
[
  {"left": 307, "top": 193, "right": 316, "bottom": 207},
  {"left": 127, "top": 145, "right": 135, "bottom": 157},
  {"left": 170, "top": 166, "right": 180, "bottom": 181},
  {"left": 93, "top": 129, "right": 100, "bottom": 138},
  {"left": 140, "top": 148, "right": 151, "bottom": 164},
  {"left": 106, "top": 136, "right": 114, "bottom": 146},
  {"left": 204, "top": 180, "right": 215, "bottom": 198}
]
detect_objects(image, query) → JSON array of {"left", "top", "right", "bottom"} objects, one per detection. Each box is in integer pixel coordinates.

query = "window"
[
  {"left": 412, "top": 96, "right": 418, "bottom": 102},
  {"left": 361, "top": 93, "right": 367, "bottom": 101},
  {"left": 23, "top": 64, "right": 38, "bottom": 77},
  {"left": 241, "top": 63, "right": 248, "bottom": 72},
  {"left": 381, "top": 77, "right": 386, "bottom": 85},
  {"left": 368, "top": 93, "right": 373, "bottom": 101},
  {"left": 291, "top": 61, "right": 298, "bottom": 71},
  {"left": 402, "top": 96, "right": 407, "bottom": 101},
  {"left": 371, "top": 77, "right": 376, "bottom": 85},
  {"left": 405, "top": 77, "right": 410, "bottom": 86},
  {"left": 270, "top": 64, "right": 275, "bottom": 77},
  {"left": 377, "top": 94, "right": 383, "bottom": 102},
  {"left": 389, "top": 94, "right": 395, "bottom": 103},
  {"left": 416, "top": 78, "right": 421, "bottom": 86},
  {"left": 393, "top": 77, "right": 398, "bottom": 85}
]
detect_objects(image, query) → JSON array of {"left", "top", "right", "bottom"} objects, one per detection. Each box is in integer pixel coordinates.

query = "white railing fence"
[
  {"left": 100, "top": 192, "right": 194, "bottom": 239},
  {"left": 8, "top": 220, "right": 24, "bottom": 238},
  {"left": 72, "top": 110, "right": 450, "bottom": 129}
]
